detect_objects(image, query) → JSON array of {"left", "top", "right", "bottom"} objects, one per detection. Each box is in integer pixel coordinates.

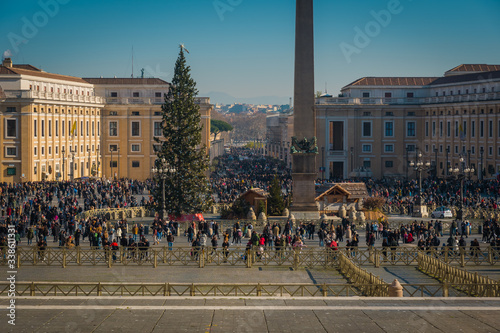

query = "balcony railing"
[
  {"left": 316, "top": 92, "right": 500, "bottom": 105},
  {"left": 3, "top": 90, "right": 104, "bottom": 104}
]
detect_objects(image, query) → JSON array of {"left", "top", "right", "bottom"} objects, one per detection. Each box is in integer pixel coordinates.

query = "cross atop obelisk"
[{"left": 290, "top": 0, "right": 319, "bottom": 220}]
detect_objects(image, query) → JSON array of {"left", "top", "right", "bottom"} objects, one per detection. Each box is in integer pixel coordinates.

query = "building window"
[
  {"left": 86, "top": 121, "right": 89, "bottom": 136},
  {"left": 385, "top": 122, "right": 393, "bottom": 137},
  {"left": 131, "top": 121, "right": 140, "bottom": 136},
  {"left": 489, "top": 147, "right": 493, "bottom": 156},
  {"left": 34, "top": 147, "right": 37, "bottom": 156},
  {"left": 80, "top": 121, "right": 83, "bottom": 136},
  {"left": 5, "top": 147, "right": 17, "bottom": 157},
  {"left": 471, "top": 146, "right": 475, "bottom": 154},
  {"left": 97, "top": 121, "right": 100, "bottom": 136},
  {"left": 463, "top": 120, "right": 467, "bottom": 136},
  {"left": 48, "top": 146, "right": 52, "bottom": 155},
  {"left": 6, "top": 107, "right": 16, "bottom": 113},
  {"left": 480, "top": 120, "right": 484, "bottom": 138},
  {"left": 362, "top": 92, "right": 370, "bottom": 98},
  {"left": 455, "top": 121, "right": 459, "bottom": 137},
  {"left": 455, "top": 145, "right": 458, "bottom": 154},
  {"left": 155, "top": 92, "right": 162, "bottom": 98},
  {"left": 110, "top": 161, "right": 117, "bottom": 167},
  {"left": 384, "top": 92, "right": 392, "bottom": 98},
  {"left": 471, "top": 121, "right": 475, "bottom": 137},
  {"left": 55, "top": 120, "right": 59, "bottom": 137},
  {"left": 439, "top": 121, "right": 443, "bottom": 137},
  {"left": 153, "top": 144, "right": 161, "bottom": 152},
  {"left": 62, "top": 120, "right": 65, "bottom": 136},
  {"left": 362, "top": 144, "right": 371, "bottom": 152},
  {"left": 432, "top": 121, "right": 436, "bottom": 136},
  {"left": 363, "top": 160, "right": 371, "bottom": 168},
  {"left": 34, "top": 119, "right": 37, "bottom": 137},
  {"left": 154, "top": 111, "right": 162, "bottom": 116},
  {"left": 132, "top": 161, "right": 140, "bottom": 168},
  {"left": 132, "top": 92, "right": 139, "bottom": 97},
  {"left": 6, "top": 167, "right": 16, "bottom": 176},
  {"left": 92, "top": 121, "right": 95, "bottom": 136},
  {"left": 488, "top": 120, "right": 493, "bottom": 138},
  {"left": 109, "top": 122, "right": 118, "bottom": 136},
  {"left": 384, "top": 144, "right": 394, "bottom": 152},
  {"left": 406, "top": 92, "right": 414, "bottom": 98},
  {"left": 425, "top": 122, "right": 429, "bottom": 137},
  {"left": 110, "top": 111, "right": 118, "bottom": 115},
  {"left": 109, "top": 144, "right": 118, "bottom": 152},
  {"left": 362, "top": 112, "right": 371, "bottom": 116},
  {"left": 131, "top": 144, "right": 140, "bottom": 152},
  {"left": 154, "top": 122, "right": 162, "bottom": 137},
  {"left": 362, "top": 122, "right": 371, "bottom": 137},
  {"left": 406, "top": 144, "right": 415, "bottom": 152},
  {"left": 407, "top": 122, "right": 416, "bottom": 137},
  {"left": 48, "top": 120, "right": 52, "bottom": 137},
  {"left": 110, "top": 92, "right": 118, "bottom": 97},
  {"left": 132, "top": 111, "right": 140, "bottom": 116},
  {"left": 385, "top": 161, "right": 393, "bottom": 168},
  {"left": 6, "top": 119, "right": 17, "bottom": 138}
]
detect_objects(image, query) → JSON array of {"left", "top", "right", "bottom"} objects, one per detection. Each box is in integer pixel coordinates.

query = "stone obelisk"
[{"left": 290, "top": 0, "right": 319, "bottom": 220}]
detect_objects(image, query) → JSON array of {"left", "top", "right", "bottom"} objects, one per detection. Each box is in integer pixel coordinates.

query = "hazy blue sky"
[{"left": 1, "top": 0, "right": 499, "bottom": 104}]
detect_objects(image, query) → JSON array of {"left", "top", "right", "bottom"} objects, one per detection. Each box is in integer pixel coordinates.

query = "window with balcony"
[
  {"left": 406, "top": 122, "right": 416, "bottom": 137},
  {"left": 385, "top": 122, "right": 394, "bottom": 137},
  {"left": 362, "top": 122, "right": 371, "bottom": 137},
  {"left": 109, "top": 122, "right": 118, "bottom": 136},
  {"left": 131, "top": 121, "right": 140, "bottom": 136},
  {"left": 154, "top": 122, "right": 162, "bottom": 137}
]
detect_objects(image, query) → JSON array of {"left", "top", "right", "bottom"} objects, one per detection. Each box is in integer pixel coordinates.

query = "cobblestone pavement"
[{"left": 1, "top": 297, "right": 499, "bottom": 333}]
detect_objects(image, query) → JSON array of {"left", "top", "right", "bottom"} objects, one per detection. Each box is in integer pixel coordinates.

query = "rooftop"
[{"left": 83, "top": 78, "right": 170, "bottom": 85}]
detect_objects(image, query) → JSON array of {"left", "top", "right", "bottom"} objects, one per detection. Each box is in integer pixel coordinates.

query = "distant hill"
[{"left": 201, "top": 91, "right": 290, "bottom": 105}]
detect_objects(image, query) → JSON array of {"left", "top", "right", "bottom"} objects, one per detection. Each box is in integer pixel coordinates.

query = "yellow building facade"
[
  {"left": 0, "top": 59, "right": 212, "bottom": 183},
  {"left": 0, "top": 58, "right": 103, "bottom": 183}
]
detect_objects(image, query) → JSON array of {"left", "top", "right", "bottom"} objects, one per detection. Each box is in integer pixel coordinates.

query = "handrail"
[
  {"left": 417, "top": 252, "right": 500, "bottom": 297},
  {"left": 2, "top": 281, "right": 497, "bottom": 297},
  {"left": 338, "top": 252, "right": 388, "bottom": 296}
]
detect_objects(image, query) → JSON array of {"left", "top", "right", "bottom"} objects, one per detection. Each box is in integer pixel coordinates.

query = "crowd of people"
[{"left": 210, "top": 148, "right": 291, "bottom": 204}]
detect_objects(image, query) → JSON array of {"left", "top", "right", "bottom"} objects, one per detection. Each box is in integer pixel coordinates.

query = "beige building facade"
[
  {"left": 315, "top": 64, "right": 500, "bottom": 180},
  {"left": 0, "top": 59, "right": 212, "bottom": 183},
  {"left": 0, "top": 58, "right": 103, "bottom": 183}
]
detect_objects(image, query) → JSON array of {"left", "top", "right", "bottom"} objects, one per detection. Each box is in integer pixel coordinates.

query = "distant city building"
[
  {"left": 0, "top": 58, "right": 212, "bottom": 183},
  {"left": 266, "top": 110, "right": 293, "bottom": 168},
  {"left": 316, "top": 64, "right": 500, "bottom": 180}
]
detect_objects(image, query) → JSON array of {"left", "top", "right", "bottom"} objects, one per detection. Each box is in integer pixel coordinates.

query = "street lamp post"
[
  {"left": 409, "top": 151, "right": 431, "bottom": 217},
  {"left": 449, "top": 154, "right": 474, "bottom": 221},
  {"left": 87, "top": 146, "right": 91, "bottom": 177},
  {"left": 151, "top": 159, "right": 170, "bottom": 220},
  {"left": 445, "top": 147, "right": 450, "bottom": 176},
  {"left": 62, "top": 147, "right": 66, "bottom": 182},
  {"left": 479, "top": 147, "right": 484, "bottom": 181},
  {"left": 433, "top": 148, "right": 438, "bottom": 178}
]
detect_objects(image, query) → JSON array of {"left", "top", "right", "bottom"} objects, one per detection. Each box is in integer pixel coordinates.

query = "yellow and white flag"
[{"left": 70, "top": 121, "right": 77, "bottom": 136}]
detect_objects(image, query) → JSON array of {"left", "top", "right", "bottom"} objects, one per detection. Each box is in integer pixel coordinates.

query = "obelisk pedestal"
[{"left": 289, "top": 0, "right": 319, "bottom": 220}]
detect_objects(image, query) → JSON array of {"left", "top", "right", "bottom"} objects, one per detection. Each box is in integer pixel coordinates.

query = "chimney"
[{"left": 2, "top": 58, "right": 13, "bottom": 68}]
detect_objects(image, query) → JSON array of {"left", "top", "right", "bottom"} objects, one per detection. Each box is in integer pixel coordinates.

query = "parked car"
[{"left": 431, "top": 206, "right": 453, "bottom": 218}]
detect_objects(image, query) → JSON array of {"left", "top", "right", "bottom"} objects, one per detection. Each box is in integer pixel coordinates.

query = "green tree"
[
  {"left": 210, "top": 119, "right": 233, "bottom": 139},
  {"left": 153, "top": 46, "right": 213, "bottom": 218},
  {"left": 267, "top": 175, "right": 285, "bottom": 216}
]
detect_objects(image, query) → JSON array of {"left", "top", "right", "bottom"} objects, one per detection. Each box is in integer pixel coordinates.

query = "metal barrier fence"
[
  {"left": 338, "top": 252, "right": 388, "bottom": 297},
  {"left": 417, "top": 252, "right": 500, "bottom": 297},
  {"left": 2, "top": 246, "right": 499, "bottom": 268},
  {"left": 1, "top": 281, "right": 497, "bottom": 298}
]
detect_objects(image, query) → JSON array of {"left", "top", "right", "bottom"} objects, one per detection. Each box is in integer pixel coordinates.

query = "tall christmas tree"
[{"left": 153, "top": 46, "right": 213, "bottom": 219}]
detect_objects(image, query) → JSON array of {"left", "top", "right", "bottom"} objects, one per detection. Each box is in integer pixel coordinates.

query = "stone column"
[{"left": 290, "top": 0, "right": 319, "bottom": 219}]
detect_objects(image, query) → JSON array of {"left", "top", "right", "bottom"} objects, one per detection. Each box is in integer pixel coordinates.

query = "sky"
[{"left": 1, "top": 0, "right": 500, "bottom": 105}]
